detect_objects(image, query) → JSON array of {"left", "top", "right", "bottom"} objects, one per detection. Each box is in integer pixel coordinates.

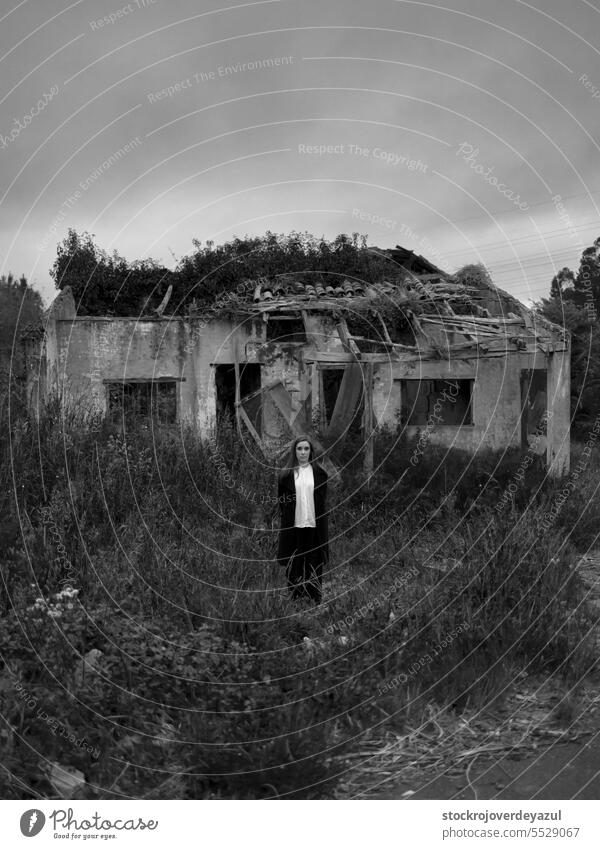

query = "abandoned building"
[{"left": 22, "top": 246, "right": 570, "bottom": 475}]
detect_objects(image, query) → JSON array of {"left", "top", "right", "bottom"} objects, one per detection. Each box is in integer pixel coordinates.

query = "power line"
[
  {"left": 440, "top": 220, "right": 600, "bottom": 257},
  {"left": 423, "top": 187, "right": 600, "bottom": 232},
  {"left": 488, "top": 251, "right": 588, "bottom": 270}
]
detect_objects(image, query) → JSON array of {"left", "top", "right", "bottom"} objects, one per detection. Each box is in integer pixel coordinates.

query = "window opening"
[
  {"left": 400, "top": 379, "right": 473, "bottom": 426},
  {"left": 266, "top": 315, "right": 307, "bottom": 344},
  {"left": 106, "top": 380, "right": 177, "bottom": 425}
]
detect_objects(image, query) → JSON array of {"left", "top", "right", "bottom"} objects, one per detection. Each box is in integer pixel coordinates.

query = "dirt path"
[
  {"left": 336, "top": 554, "right": 600, "bottom": 800},
  {"left": 373, "top": 735, "right": 600, "bottom": 800}
]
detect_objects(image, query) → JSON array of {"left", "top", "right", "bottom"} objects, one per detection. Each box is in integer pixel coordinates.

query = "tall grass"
[{"left": 0, "top": 394, "right": 597, "bottom": 798}]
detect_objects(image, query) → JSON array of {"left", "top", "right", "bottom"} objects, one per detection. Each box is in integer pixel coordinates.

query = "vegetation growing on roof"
[
  {"left": 51, "top": 229, "right": 402, "bottom": 317},
  {"left": 50, "top": 230, "right": 174, "bottom": 317},
  {"left": 453, "top": 263, "right": 494, "bottom": 290},
  {"left": 347, "top": 294, "right": 419, "bottom": 347}
]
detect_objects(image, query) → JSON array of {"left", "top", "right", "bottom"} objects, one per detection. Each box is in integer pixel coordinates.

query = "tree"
[
  {"left": 539, "top": 269, "right": 600, "bottom": 434},
  {"left": 549, "top": 237, "right": 600, "bottom": 321},
  {"left": 0, "top": 273, "right": 43, "bottom": 383},
  {"left": 549, "top": 267, "right": 576, "bottom": 302},
  {"left": 51, "top": 229, "right": 172, "bottom": 316},
  {"left": 50, "top": 230, "right": 399, "bottom": 316},
  {"left": 574, "top": 237, "right": 600, "bottom": 320}
]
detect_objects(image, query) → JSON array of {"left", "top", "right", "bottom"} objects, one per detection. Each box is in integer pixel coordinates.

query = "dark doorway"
[
  {"left": 215, "top": 363, "right": 262, "bottom": 435},
  {"left": 320, "top": 365, "right": 364, "bottom": 437},
  {"left": 322, "top": 368, "right": 345, "bottom": 426},
  {"left": 520, "top": 369, "right": 547, "bottom": 452}
]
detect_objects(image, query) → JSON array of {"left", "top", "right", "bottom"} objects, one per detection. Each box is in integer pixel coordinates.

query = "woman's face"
[{"left": 295, "top": 440, "right": 311, "bottom": 465}]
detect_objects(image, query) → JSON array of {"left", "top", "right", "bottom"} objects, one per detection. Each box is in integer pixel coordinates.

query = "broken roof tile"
[{"left": 196, "top": 244, "right": 566, "bottom": 351}]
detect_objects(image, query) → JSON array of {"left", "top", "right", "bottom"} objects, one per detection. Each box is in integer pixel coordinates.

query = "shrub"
[{"left": 0, "top": 399, "right": 597, "bottom": 798}]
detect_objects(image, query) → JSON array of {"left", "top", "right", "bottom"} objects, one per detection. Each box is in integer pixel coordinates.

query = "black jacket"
[{"left": 276, "top": 463, "right": 329, "bottom": 568}]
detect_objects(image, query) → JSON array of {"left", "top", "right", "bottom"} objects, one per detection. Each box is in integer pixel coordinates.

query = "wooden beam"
[
  {"left": 419, "top": 317, "right": 477, "bottom": 343},
  {"left": 268, "top": 381, "right": 309, "bottom": 432},
  {"left": 304, "top": 339, "right": 547, "bottom": 363},
  {"left": 307, "top": 351, "right": 413, "bottom": 363},
  {"left": 233, "top": 377, "right": 283, "bottom": 405},
  {"left": 265, "top": 381, "right": 336, "bottom": 475},
  {"left": 233, "top": 334, "right": 241, "bottom": 432},
  {"left": 318, "top": 368, "right": 326, "bottom": 432},
  {"left": 375, "top": 311, "right": 393, "bottom": 345},
  {"left": 236, "top": 401, "right": 263, "bottom": 447},
  {"left": 230, "top": 376, "right": 337, "bottom": 476},
  {"left": 336, "top": 318, "right": 361, "bottom": 356},
  {"left": 407, "top": 309, "right": 435, "bottom": 347},
  {"left": 362, "top": 362, "right": 374, "bottom": 483},
  {"left": 154, "top": 284, "right": 173, "bottom": 316},
  {"left": 297, "top": 351, "right": 312, "bottom": 426},
  {"left": 327, "top": 363, "right": 364, "bottom": 438},
  {"left": 301, "top": 309, "right": 327, "bottom": 350},
  {"left": 420, "top": 316, "right": 523, "bottom": 328},
  {"left": 347, "top": 334, "right": 420, "bottom": 349},
  {"left": 255, "top": 297, "right": 411, "bottom": 313}
]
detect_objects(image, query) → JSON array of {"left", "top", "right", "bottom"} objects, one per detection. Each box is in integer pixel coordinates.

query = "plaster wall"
[
  {"left": 374, "top": 355, "right": 528, "bottom": 453},
  {"left": 52, "top": 317, "right": 262, "bottom": 431},
  {"left": 546, "top": 348, "right": 571, "bottom": 475},
  {"left": 302, "top": 314, "right": 346, "bottom": 354},
  {"left": 34, "top": 312, "right": 570, "bottom": 471}
]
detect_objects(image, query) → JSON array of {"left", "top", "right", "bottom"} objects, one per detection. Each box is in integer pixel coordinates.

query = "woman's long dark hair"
[{"left": 281, "top": 434, "right": 323, "bottom": 478}]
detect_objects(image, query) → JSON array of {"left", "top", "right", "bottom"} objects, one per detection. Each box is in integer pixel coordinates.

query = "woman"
[{"left": 277, "top": 435, "right": 329, "bottom": 604}]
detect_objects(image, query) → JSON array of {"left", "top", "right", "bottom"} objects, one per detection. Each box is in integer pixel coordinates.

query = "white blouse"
[{"left": 294, "top": 464, "right": 316, "bottom": 528}]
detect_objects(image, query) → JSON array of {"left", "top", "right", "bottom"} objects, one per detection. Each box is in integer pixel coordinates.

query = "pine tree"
[
  {"left": 572, "top": 236, "right": 600, "bottom": 321},
  {"left": 539, "top": 237, "right": 600, "bottom": 434}
]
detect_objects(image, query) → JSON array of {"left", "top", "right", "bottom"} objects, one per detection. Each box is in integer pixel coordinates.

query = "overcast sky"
[{"left": 1, "top": 0, "right": 599, "bottom": 306}]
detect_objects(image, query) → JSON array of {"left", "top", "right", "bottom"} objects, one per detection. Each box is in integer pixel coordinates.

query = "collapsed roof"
[
  {"left": 24, "top": 244, "right": 567, "bottom": 361},
  {"left": 204, "top": 245, "right": 567, "bottom": 360}
]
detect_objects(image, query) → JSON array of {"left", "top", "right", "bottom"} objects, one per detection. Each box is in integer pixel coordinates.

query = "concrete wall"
[
  {"left": 382, "top": 354, "right": 521, "bottom": 452},
  {"left": 51, "top": 316, "right": 263, "bottom": 431},
  {"left": 23, "top": 288, "right": 76, "bottom": 412},
  {"left": 375, "top": 354, "right": 535, "bottom": 455},
  {"left": 546, "top": 347, "right": 571, "bottom": 475},
  {"left": 31, "top": 309, "right": 570, "bottom": 472},
  {"left": 372, "top": 350, "right": 569, "bottom": 471}
]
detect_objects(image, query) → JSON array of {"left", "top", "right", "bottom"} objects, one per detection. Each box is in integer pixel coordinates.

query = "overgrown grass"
[{"left": 0, "top": 394, "right": 598, "bottom": 799}]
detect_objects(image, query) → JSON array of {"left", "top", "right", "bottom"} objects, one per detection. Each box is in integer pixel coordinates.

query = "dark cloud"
[{"left": 1, "top": 0, "right": 598, "bottom": 304}]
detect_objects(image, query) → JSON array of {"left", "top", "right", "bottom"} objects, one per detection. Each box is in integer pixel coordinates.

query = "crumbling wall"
[
  {"left": 546, "top": 348, "right": 570, "bottom": 475},
  {"left": 44, "top": 316, "right": 268, "bottom": 432},
  {"left": 30, "top": 291, "right": 570, "bottom": 475},
  {"left": 54, "top": 318, "right": 194, "bottom": 418},
  {"left": 23, "top": 288, "right": 76, "bottom": 413},
  {"left": 184, "top": 318, "right": 261, "bottom": 433},
  {"left": 302, "top": 314, "right": 346, "bottom": 354},
  {"left": 374, "top": 357, "right": 523, "bottom": 453}
]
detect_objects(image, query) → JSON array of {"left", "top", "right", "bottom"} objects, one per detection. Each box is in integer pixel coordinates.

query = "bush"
[{"left": 0, "top": 399, "right": 597, "bottom": 798}]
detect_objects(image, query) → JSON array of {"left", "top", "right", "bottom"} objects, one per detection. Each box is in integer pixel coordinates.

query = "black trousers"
[{"left": 287, "top": 527, "right": 323, "bottom": 603}]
